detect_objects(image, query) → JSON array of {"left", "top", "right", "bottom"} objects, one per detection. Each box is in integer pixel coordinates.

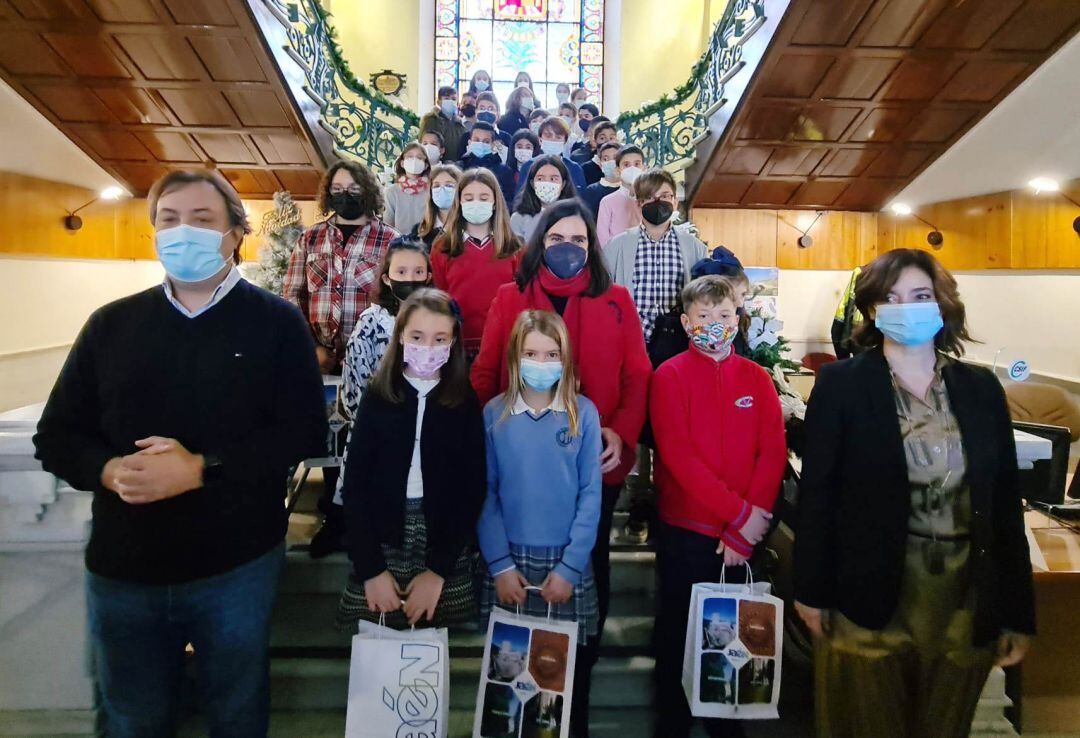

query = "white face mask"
[
  {"left": 540, "top": 139, "right": 564, "bottom": 156},
  {"left": 620, "top": 166, "right": 643, "bottom": 186},
  {"left": 422, "top": 143, "right": 441, "bottom": 164},
  {"left": 514, "top": 147, "right": 534, "bottom": 164},
  {"left": 557, "top": 91, "right": 570, "bottom": 104},
  {"left": 529, "top": 122, "right": 542, "bottom": 134},
  {"left": 402, "top": 157, "right": 426, "bottom": 175}
]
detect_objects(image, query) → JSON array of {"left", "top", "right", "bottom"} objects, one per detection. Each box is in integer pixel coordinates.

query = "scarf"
[
  {"left": 527, "top": 267, "right": 592, "bottom": 363},
  {"left": 398, "top": 176, "right": 429, "bottom": 195}
]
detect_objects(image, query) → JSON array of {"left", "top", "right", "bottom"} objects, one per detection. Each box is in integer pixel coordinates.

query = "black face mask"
[
  {"left": 641, "top": 200, "right": 674, "bottom": 226},
  {"left": 460, "top": 104, "right": 477, "bottom": 119},
  {"left": 329, "top": 193, "right": 364, "bottom": 220},
  {"left": 388, "top": 279, "right": 427, "bottom": 304}
]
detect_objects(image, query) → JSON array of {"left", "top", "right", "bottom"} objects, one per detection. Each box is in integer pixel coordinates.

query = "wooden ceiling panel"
[
  {"left": 937, "top": 60, "right": 1030, "bottom": 103},
  {"left": 766, "top": 147, "right": 827, "bottom": 177},
  {"left": 134, "top": 131, "right": 203, "bottom": 162},
  {"left": 28, "top": 84, "right": 115, "bottom": 122},
  {"left": 759, "top": 55, "right": 835, "bottom": 98},
  {"left": 918, "top": 0, "right": 1025, "bottom": 49},
  {"left": 689, "top": 0, "right": 1080, "bottom": 211},
  {"left": 0, "top": 0, "right": 322, "bottom": 196},
  {"left": 251, "top": 133, "right": 310, "bottom": 165},
  {"left": 113, "top": 34, "right": 206, "bottom": 81},
  {"left": 42, "top": 34, "right": 132, "bottom": 78},
  {"left": 188, "top": 37, "right": 266, "bottom": 82},
  {"left": 87, "top": 0, "right": 159, "bottom": 23},
  {"left": 192, "top": 133, "right": 258, "bottom": 164},
  {"left": 157, "top": 88, "right": 239, "bottom": 126},
  {"left": 0, "top": 31, "right": 68, "bottom": 76},
  {"left": 273, "top": 169, "right": 322, "bottom": 198},
  {"left": 815, "top": 57, "right": 899, "bottom": 100},
  {"left": 989, "top": 0, "right": 1080, "bottom": 50},
  {"left": 224, "top": 89, "right": 291, "bottom": 127},
  {"left": 790, "top": 0, "right": 876, "bottom": 47},
  {"left": 92, "top": 87, "right": 171, "bottom": 125},
  {"left": 162, "top": 0, "right": 238, "bottom": 27}
]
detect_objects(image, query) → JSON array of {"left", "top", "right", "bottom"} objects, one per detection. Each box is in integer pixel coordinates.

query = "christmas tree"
[{"left": 250, "top": 190, "right": 304, "bottom": 296}]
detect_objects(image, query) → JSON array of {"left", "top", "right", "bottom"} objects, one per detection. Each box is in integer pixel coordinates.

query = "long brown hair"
[
  {"left": 370, "top": 288, "right": 471, "bottom": 407},
  {"left": 501, "top": 310, "right": 582, "bottom": 436},
  {"left": 853, "top": 248, "right": 975, "bottom": 356},
  {"left": 438, "top": 168, "right": 520, "bottom": 259},
  {"left": 418, "top": 163, "right": 463, "bottom": 239}
]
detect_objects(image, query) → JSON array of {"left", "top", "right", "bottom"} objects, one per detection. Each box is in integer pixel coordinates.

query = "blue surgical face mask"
[
  {"left": 477, "top": 110, "right": 497, "bottom": 125},
  {"left": 468, "top": 141, "right": 493, "bottom": 158},
  {"left": 431, "top": 185, "right": 456, "bottom": 210},
  {"left": 543, "top": 241, "right": 587, "bottom": 279},
  {"left": 475, "top": 79, "right": 490, "bottom": 92},
  {"left": 874, "top": 302, "right": 944, "bottom": 346},
  {"left": 461, "top": 200, "right": 494, "bottom": 225},
  {"left": 439, "top": 99, "right": 457, "bottom": 118},
  {"left": 540, "top": 139, "right": 564, "bottom": 156},
  {"left": 520, "top": 358, "right": 563, "bottom": 391},
  {"left": 155, "top": 224, "right": 230, "bottom": 283}
]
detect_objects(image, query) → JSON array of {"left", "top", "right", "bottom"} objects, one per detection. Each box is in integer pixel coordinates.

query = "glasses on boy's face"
[
  {"left": 644, "top": 193, "right": 677, "bottom": 204},
  {"left": 330, "top": 185, "right": 363, "bottom": 196}
]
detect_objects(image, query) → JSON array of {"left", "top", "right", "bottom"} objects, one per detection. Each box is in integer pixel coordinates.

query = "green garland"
[
  {"left": 307, "top": 0, "right": 420, "bottom": 128},
  {"left": 615, "top": 49, "right": 710, "bottom": 126}
]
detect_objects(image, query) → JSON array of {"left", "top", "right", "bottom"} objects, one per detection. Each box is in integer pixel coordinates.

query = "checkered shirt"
[{"left": 631, "top": 225, "right": 685, "bottom": 343}]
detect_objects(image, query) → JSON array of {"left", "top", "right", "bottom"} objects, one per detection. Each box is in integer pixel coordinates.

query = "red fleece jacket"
[
  {"left": 471, "top": 280, "right": 651, "bottom": 486},
  {"left": 650, "top": 346, "right": 787, "bottom": 555}
]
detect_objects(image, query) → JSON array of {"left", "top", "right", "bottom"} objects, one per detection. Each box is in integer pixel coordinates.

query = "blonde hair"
[
  {"left": 501, "top": 310, "right": 581, "bottom": 437},
  {"left": 438, "top": 168, "right": 520, "bottom": 259},
  {"left": 633, "top": 168, "right": 677, "bottom": 202},
  {"left": 419, "top": 163, "right": 462, "bottom": 239},
  {"left": 681, "top": 275, "right": 737, "bottom": 311}
]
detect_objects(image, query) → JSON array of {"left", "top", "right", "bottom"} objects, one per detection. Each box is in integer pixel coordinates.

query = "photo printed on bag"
[
  {"left": 737, "top": 657, "right": 775, "bottom": 704},
  {"left": 528, "top": 629, "right": 570, "bottom": 693},
  {"left": 480, "top": 682, "right": 523, "bottom": 738},
  {"left": 738, "top": 600, "right": 777, "bottom": 657},
  {"left": 700, "top": 652, "right": 737, "bottom": 705},
  {"left": 488, "top": 622, "right": 531, "bottom": 684},
  {"left": 521, "top": 690, "right": 564, "bottom": 738},
  {"left": 701, "top": 597, "right": 738, "bottom": 651}
]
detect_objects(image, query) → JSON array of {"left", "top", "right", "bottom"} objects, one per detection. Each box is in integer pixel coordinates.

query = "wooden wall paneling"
[
  {"left": 877, "top": 192, "right": 1012, "bottom": 270},
  {"left": 1010, "top": 181, "right": 1080, "bottom": 268},
  {"left": 776, "top": 210, "right": 877, "bottom": 269},
  {"left": 690, "top": 208, "right": 778, "bottom": 267}
]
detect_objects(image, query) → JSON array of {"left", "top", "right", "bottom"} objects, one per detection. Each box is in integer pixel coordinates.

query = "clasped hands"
[
  {"left": 100, "top": 436, "right": 203, "bottom": 505},
  {"left": 365, "top": 570, "right": 445, "bottom": 626}
]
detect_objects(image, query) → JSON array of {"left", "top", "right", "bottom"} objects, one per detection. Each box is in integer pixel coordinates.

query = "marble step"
[{"left": 268, "top": 654, "right": 656, "bottom": 712}]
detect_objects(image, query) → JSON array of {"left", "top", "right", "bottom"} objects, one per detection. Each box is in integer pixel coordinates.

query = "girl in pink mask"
[{"left": 337, "top": 288, "right": 486, "bottom": 631}]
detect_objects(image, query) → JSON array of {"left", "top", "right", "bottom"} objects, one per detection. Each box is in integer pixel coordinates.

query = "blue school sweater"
[{"left": 478, "top": 393, "right": 603, "bottom": 585}]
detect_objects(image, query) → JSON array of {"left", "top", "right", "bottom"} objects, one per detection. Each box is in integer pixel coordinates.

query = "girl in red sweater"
[
  {"left": 470, "top": 198, "right": 652, "bottom": 688},
  {"left": 649, "top": 275, "right": 787, "bottom": 738},
  {"left": 430, "top": 168, "right": 521, "bottom": 359}
]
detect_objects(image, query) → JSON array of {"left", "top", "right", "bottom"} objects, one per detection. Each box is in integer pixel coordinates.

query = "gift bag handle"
[
  {"left": 517, "top": 585, "right": 554, "bottom": 620},
  {"left": 372, "top": 600, "right": 412, "bottom": 637},
  {"left": 719, "top": 562, "right": 755, "bottom": 592}
]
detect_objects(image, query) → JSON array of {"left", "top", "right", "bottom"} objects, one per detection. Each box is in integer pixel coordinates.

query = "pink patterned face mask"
[
  {"left": 687, "top": 321, "right": 738, "bottom": 355},
  {"left": 403, "top": 342, "right": 451, "bottom": 378}
]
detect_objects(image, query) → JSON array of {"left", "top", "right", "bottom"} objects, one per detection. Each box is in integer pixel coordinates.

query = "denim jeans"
[{"left": 86, "top": 543, "right": 285, "bottom": 738}]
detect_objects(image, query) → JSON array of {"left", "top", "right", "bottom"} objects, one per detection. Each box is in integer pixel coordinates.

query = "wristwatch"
[{"left": 202, "top": 454, "right": 224, "bottom": 485}]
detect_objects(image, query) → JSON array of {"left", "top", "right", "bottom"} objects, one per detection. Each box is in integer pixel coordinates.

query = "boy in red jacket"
[{"left": 649, "top": 275, "right": 787, "bottom": 738}]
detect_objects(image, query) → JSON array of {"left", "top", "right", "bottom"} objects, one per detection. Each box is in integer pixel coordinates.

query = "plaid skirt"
[
  {"left": 478, "top": 544, "right": 599, "bottom": 645},
  {"left": 336, "top": 499, "right": 477, "bottom": 631}
]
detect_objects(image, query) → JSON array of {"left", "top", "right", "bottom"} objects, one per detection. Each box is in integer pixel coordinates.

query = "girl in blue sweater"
[{"left": 478, "top": 309, "right": 602, "bottom": 738}]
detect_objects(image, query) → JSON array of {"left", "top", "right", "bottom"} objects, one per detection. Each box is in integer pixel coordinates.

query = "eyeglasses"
[{"left": 329, "top": 185, "right": 363, "bottom": 196}]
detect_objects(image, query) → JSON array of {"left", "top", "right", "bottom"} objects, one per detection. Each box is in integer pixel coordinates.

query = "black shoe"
[
  {"left": 308, "top": 515, "right": 345, "bottom": 559},
  {"left": 621, "top": 518, "right": 649, "bottom": 544}
]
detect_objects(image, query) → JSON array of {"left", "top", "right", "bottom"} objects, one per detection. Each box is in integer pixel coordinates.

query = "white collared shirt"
[
  {"left": 162, "top": 267, "right": 243, "bottom": 319},
  {"left": 404, "top": 372, "right": 440, "bottom": 499},
  {"left": 509, "top": 394, "right": 566, "bottom": 418}
]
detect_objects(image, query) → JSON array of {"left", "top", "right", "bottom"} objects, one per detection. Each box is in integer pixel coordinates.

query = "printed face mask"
[
  {"left": 687, "top": 321, "right": 738, "bottom": 355},
  {"left": 403, "top": 342, "right": 450, "bottom": 379},
  {"left": 874, "top": 302, "right": 944, "bottom": 346},
  {"left": 514, "top": 147, "right": 534, "bottom": 164},
  {"left": 533, "top": 180, "right": 562, "bottom": 204}
]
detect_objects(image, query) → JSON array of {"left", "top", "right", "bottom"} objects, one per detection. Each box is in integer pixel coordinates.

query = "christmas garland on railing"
[
  {"left": 305, "top": 0, "right": 420, "bottom": 128},
  {"left": 614, "top": 48, "right": 711, "bottom": 126}
]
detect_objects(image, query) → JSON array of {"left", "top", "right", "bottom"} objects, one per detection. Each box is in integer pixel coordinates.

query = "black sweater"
[
  {"left": 33, "top": 280, "right": 328, "bottom": 584},
  {"left": 342, "top": 381, "right": 486, "bottom": 582},
  {"left": 794, "top": 349, "right": 1035, "bottom": 645}
]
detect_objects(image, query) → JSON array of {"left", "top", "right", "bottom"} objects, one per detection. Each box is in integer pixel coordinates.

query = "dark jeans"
[
  {"left": 654, "top": 523, "right": 746, "bottom": 738},
  {"left": 86, "top": 543, "right": 285, "bottom": 738}
]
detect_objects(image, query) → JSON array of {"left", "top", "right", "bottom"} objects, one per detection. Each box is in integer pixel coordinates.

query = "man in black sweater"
[{"left": 33, "top": 170, "right": 327, "bottom": 737}]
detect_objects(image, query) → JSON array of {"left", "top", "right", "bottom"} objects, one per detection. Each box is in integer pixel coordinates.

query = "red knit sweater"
[
  {"left": 430, "top": 236, "right": 520, "bottom": 352},
  {"left": 471, "top": 279, "right": 652, "bottom": 486},
  {"left": 650, "top": 346, "right": 787, "bottom": 555}
]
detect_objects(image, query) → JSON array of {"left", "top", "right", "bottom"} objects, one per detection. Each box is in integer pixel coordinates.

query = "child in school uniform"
[
  {"left": 430, "top": 168, "right": 522, "bottom": 360},
  {"left": 337, "top": 288, "right": 486, "bottom": 630},
  {"left": 478, "top": 309, "right": 603, "bottom": 738},
  {"left": 649, "top": 276, "right": 787, "bottom": 738}
]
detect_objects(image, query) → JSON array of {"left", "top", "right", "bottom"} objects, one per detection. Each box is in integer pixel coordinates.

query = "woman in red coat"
[{"left": 471, "top": 198, "right": 652, "bottom": 711}]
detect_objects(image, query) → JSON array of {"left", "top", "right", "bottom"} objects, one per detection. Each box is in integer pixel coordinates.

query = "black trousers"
[
  {"left": 653, "top": 522, "right": 746, "bottom": 738},
  {"left": 592, "top": 484, "right": 620, "bottom": 642},
  {"left": 571, "top": 637, "right": 600, "bottom": 738}
]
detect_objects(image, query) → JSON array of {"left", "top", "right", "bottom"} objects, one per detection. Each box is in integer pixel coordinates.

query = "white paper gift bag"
[
  {"left": 473, "top": 590, "right": 578, "bottom": 738},
  {"left": 345, "top": 618, "right": 450, "bottom": 738},
  {"left": 681, "top": 564, "right": 784, "bottom": 720}
]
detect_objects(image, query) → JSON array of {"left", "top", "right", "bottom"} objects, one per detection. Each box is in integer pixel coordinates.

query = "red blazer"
[
  {"left": 650, "top": 346, "right": 787, "bottom": 554},
  {"left": 471, "top": 281, "right": 651, "bottom": 486}
]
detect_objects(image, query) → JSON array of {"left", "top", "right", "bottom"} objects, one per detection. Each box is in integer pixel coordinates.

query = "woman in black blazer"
[{"left": 795, "top": 249, "right": 1034, "bottom": 738}]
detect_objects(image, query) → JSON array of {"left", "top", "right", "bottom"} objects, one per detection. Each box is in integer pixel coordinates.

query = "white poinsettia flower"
[{"left": 747, "top": 316, "right": 784, "bottom": 350}]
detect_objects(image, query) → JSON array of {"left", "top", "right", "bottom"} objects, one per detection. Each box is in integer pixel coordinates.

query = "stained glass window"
[{"left": 435, "top": 0, "right": 605, "bottom": 110}]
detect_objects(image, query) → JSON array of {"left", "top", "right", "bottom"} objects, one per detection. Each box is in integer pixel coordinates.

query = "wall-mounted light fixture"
[
  {"left": 889, "top": 202, "right": 944, "bottom": 249},
  {"left": 64, "top": 186, "right": 128, "bottom": 231},
  {"left": 1027, "top": 178, "right": 1080, "bottom": 235},
  {"left": 780, "top": 210, "right": 823, "bottom": 248}
]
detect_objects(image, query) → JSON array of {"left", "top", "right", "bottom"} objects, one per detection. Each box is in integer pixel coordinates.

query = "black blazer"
[
  {"left": 342, "top": 381, "right": 486, "bottom": 583},
  {"left": 794, "top": 349, "right": 1035, "bottom": 645}
]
